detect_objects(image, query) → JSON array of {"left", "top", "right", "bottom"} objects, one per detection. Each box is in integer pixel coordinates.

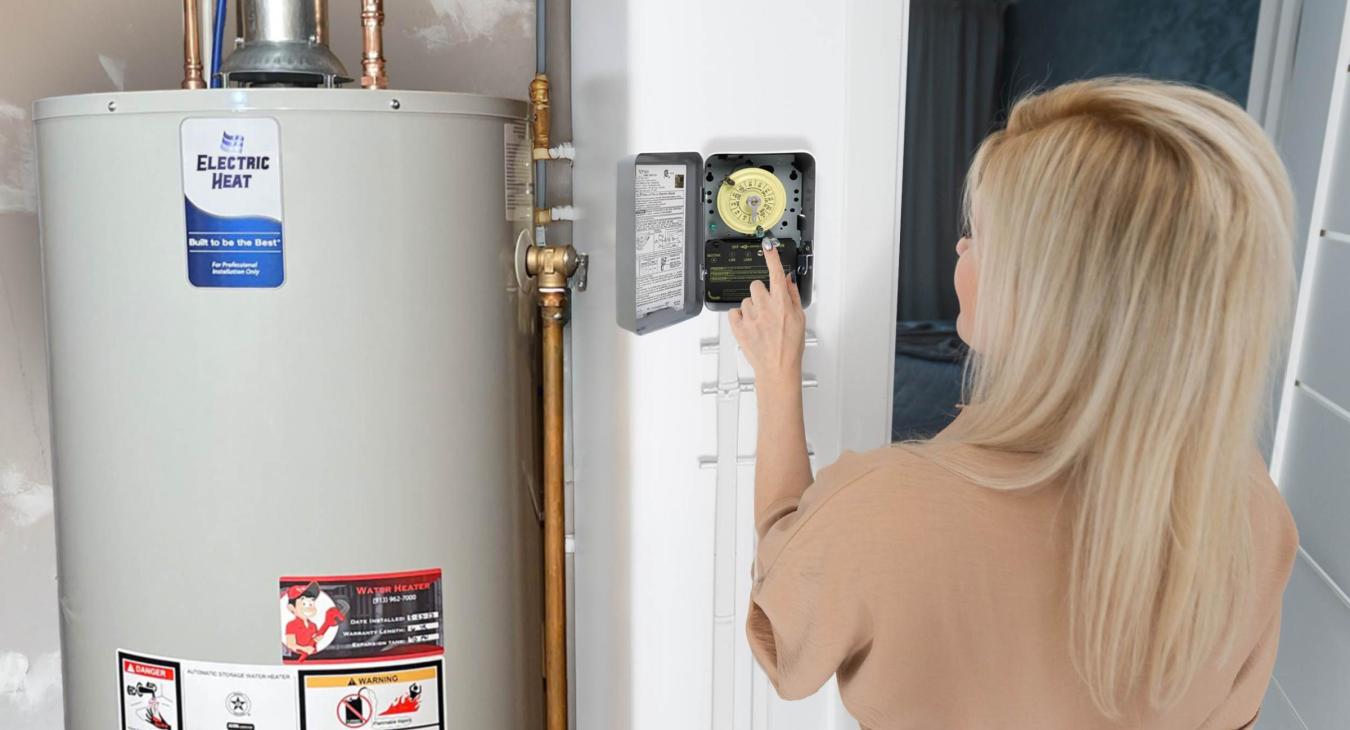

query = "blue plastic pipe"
[{"left": 210, "top": 0, "right": 227, "bottom": 87}]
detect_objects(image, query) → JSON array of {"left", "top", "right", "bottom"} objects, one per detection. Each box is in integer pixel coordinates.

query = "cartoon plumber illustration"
[{"left": 282, "top": 581, "right": 347, "bottom": 661}]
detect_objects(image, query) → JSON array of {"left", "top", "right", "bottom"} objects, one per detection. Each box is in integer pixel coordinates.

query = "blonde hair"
[{"left": 920, "top": 78, "right": 1294, "bottom": 717}]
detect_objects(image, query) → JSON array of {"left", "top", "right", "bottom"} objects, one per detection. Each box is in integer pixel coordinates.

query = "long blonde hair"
[{"left": 921, "top": 78, "right": 1294, "bottom": 717}]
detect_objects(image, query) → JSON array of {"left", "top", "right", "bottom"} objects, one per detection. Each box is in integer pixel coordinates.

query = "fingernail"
[{"left": 762, "top": 238, "right": 774, "bottom": 251}]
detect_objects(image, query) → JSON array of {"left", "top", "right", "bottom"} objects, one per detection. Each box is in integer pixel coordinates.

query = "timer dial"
[{"left": 715, "top": 167, "right": 788, "bottom": 235}]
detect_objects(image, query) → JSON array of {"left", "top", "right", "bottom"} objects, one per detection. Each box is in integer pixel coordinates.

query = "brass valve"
[
  {"left": 525, "top": 244, "right": 580, "bottom": 291},
  {"left": 530, "top": 74, "right": 551, "bottom": 156}
]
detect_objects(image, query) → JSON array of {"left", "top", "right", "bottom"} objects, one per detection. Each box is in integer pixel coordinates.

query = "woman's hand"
[
  {"left": 730, "top": 238, "right": 814, "bottom": 528},
  {"left": 728, "top": 239, "right": 806, "bottom": 388}
]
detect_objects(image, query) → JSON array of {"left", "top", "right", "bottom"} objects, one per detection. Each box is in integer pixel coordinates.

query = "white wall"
[
  {"left": 0, "top": 3, "right": 535, "bottom": 728},
  {"left": 568, "top": 2, "right": 905, "bottom": 727}
]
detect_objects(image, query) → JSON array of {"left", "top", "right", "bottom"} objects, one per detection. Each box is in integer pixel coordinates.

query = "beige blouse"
[{"left": 747, "top": 445, "right": 1297, "bottom": 730}]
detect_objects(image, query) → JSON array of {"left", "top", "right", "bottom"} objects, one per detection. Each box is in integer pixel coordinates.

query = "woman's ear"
[{"left": 954, "top": 237, "right": 979, "bottom": 348}]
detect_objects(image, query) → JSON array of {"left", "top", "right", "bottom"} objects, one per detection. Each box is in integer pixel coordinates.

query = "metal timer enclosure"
[{"left": 617, "top": 151, "right": 816, "bottom": 335}]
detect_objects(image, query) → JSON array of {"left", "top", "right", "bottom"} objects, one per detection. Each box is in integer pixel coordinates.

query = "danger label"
[
  {"left": 298, "top": 659, "right": 444, "bottom": 730},
  {"left": 280, "top": 569, "right": 443, "bottom": 664},
  {"left": 120, "top": 653, "right": 183, "bottom": 730}
]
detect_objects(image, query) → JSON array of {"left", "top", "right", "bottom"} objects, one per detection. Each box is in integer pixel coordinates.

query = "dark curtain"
[{"left": 898, "top": 0, "right": 1008, "bottom": 321}]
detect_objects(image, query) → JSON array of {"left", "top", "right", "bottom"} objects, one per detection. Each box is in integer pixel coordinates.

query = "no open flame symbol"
[{"left": 337, "top": 687, "right": 377, "bottom": 728}]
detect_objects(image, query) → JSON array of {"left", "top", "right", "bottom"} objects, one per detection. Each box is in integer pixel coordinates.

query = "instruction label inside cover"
[
  {"left": 504, "top": 120, "right": 532, "bottom": 222},
  {"left": 280, "top": 569, "right": 443, "bottom": 664},
  {"left": 117, "top": 650, "right": 442, "bottom": 730},
  {"left": 181, "top": 117, "right": 284, "bottom": 288},
  {"left": 634, "top": 163, "right": 687, "bottom": 318}
]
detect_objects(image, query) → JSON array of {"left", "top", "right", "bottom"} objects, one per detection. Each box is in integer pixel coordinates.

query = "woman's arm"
[
  {"left": 728, "top": 240, "right": 813, "bottom": 528},
  {"left": 751, "top": 358, "right": 812, "bottom": 526},
  {"left": 734, "top": 248, "right": 866, "bottom": 697}
]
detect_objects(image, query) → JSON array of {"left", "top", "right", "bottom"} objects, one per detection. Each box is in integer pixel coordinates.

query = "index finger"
[{"left": 762, "top": 238, "right": 787, "bottom": 294}]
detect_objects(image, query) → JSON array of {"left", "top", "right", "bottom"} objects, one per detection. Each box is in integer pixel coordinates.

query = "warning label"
[
  {"left": 298, "top": 659, "right": 444, "bottom": 730},
  {"left": 120, "top": 653, "right": 183, "bottom": 730},
  {"left": 280, "top": 570, "right": 443, "bottom": 664}
]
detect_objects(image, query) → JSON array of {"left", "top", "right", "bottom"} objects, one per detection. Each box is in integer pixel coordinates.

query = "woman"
[{"left": 730, "top": 78, "right": 1298, "bottom": 729}]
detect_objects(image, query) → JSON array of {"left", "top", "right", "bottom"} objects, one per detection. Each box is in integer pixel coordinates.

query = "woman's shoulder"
[
  {"left": 770, "top": 444, "right": 1063, "bottom": 596},
  {"left": 756, "top": 446, "right": 963, "bottom": 576},
  {"left": 809, "top": 445, "right": 956, "bottom": 502},
  {"left": 811, "top": 446, "right": 927, "bottom": 490},
  {"left": 777, "top": 448, "right": 917, "bottom": 535},
  {"left": 1245, "top": 451, "right": 1299, "bottom": 587},
  {"left": 816, "top": 442, "right": 987, "bottom": 482},
  {"left": 802, "top": 443, "right": 1028, "bottom": 532},
  {"left": 815, "top": 442, "right": 1049, "bottom": 502}
]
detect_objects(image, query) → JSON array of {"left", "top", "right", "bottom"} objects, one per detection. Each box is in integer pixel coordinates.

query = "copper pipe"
[
  {"left": 181, "top": 0, "right": 207, "bottom": 89},
  {"left": 541, "top": 290, "right": 568, "bottom": 730},
  {"left": 360, "top": 0, "right": 388, "bottom": 89},
  {"left": 314, "top": 0, "right": 327, "bottom": 45},
  {"left": 526, "top": 245, "right": 579, "bottom": 730},
  {"left": 530, "top": 74, "right": 551, "bottom": 159}
]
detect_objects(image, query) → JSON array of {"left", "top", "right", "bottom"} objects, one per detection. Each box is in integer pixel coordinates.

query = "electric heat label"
[
  {"left": 180, "top": 117, "right": 285, "bottom": 288},
  {"left": 279, "top": 569, "right": 444, "bottom": 664}
]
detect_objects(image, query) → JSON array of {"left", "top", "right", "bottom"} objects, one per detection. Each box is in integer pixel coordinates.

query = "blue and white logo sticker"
[{"left": 181, "top": 117, "right": 284, "bottom": 288}]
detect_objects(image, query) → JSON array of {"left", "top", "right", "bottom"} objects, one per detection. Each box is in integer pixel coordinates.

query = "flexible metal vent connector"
[{"left": 218, "top": 0, "right": 351, "bottom": 87}]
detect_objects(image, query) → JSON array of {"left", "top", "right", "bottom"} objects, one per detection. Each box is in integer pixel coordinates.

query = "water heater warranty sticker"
[
  {"left": 280, "top": 569, "right": 444, "bottom": 664},
  {"left": 180, "top": 117, "right": 285, "bottom": 287}
]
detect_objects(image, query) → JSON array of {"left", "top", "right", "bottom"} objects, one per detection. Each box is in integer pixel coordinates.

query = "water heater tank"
[{"left": 34, "top": 89, "right": 539, "bottom": 730}]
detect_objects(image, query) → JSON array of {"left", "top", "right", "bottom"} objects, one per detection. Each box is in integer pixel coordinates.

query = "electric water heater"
[{"left": 35, "top": 88, "right": 540, "bottom": 730}]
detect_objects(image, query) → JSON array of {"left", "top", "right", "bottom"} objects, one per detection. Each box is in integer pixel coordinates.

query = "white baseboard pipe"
[{"left": 712, "top": 314, "right": 741, "bottom": 730}]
